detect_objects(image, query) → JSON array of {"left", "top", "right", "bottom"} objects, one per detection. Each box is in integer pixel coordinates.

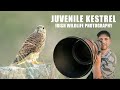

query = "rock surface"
[{"left": 0, "top": 64, "right": 54, "bottom": 79}]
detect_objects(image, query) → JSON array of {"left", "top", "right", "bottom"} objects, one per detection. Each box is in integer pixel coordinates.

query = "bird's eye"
[{"left": 43, "top": 27, "right": 44, "bottom": 29}]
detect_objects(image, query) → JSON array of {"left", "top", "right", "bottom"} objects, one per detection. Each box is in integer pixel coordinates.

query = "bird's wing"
[
  {"left": 13, "top": 43, "right": 36, "bottom": 64},
  {"left": 24, "top": 31, "right": 43, "bottom": 46}
]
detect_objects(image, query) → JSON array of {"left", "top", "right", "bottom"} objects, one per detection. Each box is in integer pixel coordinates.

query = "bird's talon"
[{"left": 32, "top": 61, "right": 44, "bottom": 65}]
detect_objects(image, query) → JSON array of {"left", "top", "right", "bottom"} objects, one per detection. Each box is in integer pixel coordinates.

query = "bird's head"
[{"left": 35, "top": 25, "right": 46, "bottom": 34}]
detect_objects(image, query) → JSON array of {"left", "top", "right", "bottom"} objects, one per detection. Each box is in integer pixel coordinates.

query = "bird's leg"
[
  {"left": 30, "top": 52, "right": 44, "bottom": 65},
  {"left": 32, "top": 60, "right": 44, "bottom": 65}
]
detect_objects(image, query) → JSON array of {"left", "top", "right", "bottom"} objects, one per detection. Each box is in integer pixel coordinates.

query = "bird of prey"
[{"left": 10, "top": 25, "right": 46, "bottom": 66}]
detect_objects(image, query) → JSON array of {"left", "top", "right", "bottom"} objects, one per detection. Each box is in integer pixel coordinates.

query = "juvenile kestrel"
[{"left": 10, "top": 25, "right": 46, "bottom": 66}]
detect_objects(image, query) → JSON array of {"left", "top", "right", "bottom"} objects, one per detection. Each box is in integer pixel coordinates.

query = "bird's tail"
[
  {"left": 9, "top": 55, "right": 21, "bottom": 66},
  {"left": 9, "top": 59, "right": 18, "bottom": 66}
]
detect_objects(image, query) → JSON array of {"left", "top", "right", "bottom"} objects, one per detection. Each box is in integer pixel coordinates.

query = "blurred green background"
[{"left": 0, "top": 11, "right": 119, "bottom": 79}]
